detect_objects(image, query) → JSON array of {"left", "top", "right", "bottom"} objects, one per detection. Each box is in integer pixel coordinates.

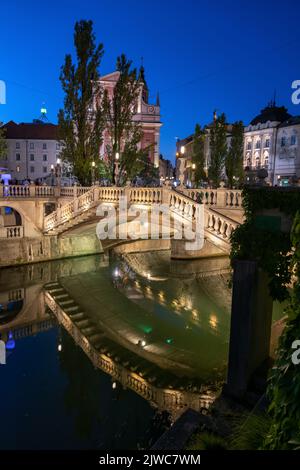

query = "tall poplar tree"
[
  {"left": 103, "top": 55, "right": 151, "bottom": 184},
  {"left": 58, "top": 20, "right": 106, "bottom": 185},
  {"left": 192, "top": 123, "right": 206, "bottom": 186},
  {"left": 225, "top": 120, "right": 244, "bottom": 188},
  {"left": 208, "top": 113, "right": 228, "bottom": 188}
]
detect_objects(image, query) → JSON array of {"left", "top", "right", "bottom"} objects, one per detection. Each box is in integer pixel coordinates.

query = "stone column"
[{"left": 225, "top": 260, "right": 273, "bottom": 398}]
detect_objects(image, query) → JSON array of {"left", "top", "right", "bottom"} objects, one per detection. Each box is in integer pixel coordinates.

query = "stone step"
[
  {"left": 81, "top": 326, "right": 98, "bottom": 337},
  {"left": 64, "top": 305, "right": 81, "bottom": 313},
  {"left": 59, "top": 299, "right": 75, "bottom": 306},
  {"left": 75, "top": 319, "right": 91, "bottom": 328},
  {"left": 69, "top": 312, "right": 86, "bottom": 321}
]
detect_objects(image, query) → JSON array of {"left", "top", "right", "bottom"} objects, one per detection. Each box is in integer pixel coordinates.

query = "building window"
[
  {"left": 43, "top": 166, "right": 48, "bottom": 173},
  {"left": 265, "top": 138, "right": 270, "bottom": 148},
  {"left": 30, "top": 154, "right": 34, "bottom": 161},
  {"left": 16, "top": 153, "right": 21, "bottom": 161},
  {"left": 281, "top": 136, "right": 286, "bottom": 147},
  {"left": 42, "top": 143, "right": 47, "bottom": 150},
  {"left": 255, "top": 157, "right": 260, "bottom": 168},
  {"left": 255, "top": 140, "right": 261, "bottom": 149},
  {"left": 56, "top": 143, "right": 60, "bottom": 150},
  {"left": 30, "top": 166, "right": 35, "bottom": 173},
  {"left": 43, "top": 154, "right": 47, "bottom": 161},
  {"left": 264, "top": 158, "right": 269, "bottom": 169},
  {"left": 29, "top": 143, "right": 34, "bottom": 149},
  {"left": 247, "top": 141, "right": 252, "bottom": 150},
  {"left": 16, "top": 165, "right": 20, "bottom": 173},
  {"left": 16, "top": 142, "right": 20, "bottom": 149},
  {"left": 291, "top": 135, "right": 297, "bottom": 146}
]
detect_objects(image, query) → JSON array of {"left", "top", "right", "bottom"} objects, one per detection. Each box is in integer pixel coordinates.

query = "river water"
[{"left": 0, "top": 251, "right": 283, "bottom": 449}]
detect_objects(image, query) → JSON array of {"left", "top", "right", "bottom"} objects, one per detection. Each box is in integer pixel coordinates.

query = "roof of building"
[
  {"left": 278, "top": 116, "right": 300, "bottom": 128},
  {"left": 1, "top": 120, "right": 58, "bottom": 140},
  {"left": 250, "top": 104, "right": 291, "bottom": 125}
]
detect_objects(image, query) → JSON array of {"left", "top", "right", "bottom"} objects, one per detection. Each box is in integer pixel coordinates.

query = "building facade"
[
  {"left": 0, "top": 120, "right": 60, "bottom": 182},
  {"left": 243, "top": 103, "right": 300, "bottom": 185},
  {"left": 176, "top": 104, "right": 300, "bottom": 186},
  {"left": 97, "top": 69, "right": 162, "bottom": 168}
]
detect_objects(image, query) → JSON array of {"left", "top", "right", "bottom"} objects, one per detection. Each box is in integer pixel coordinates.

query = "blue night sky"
[{"left": 0, "top": 0, "right": 300, "bottom": 163}]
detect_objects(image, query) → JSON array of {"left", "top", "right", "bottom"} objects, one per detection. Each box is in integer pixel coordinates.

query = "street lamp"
[
  {"left": 114, "top": 152, "right": 120, "bottom": 186},
  {"left": 191, "top": 163, "right": 196, "bottom": 188},
  {"left": 91, "top": 161, "right": 96, "bottom": 185},
  {"left": 56, "top": 158, "right": 62, "bottom": 187},
  {"left": 50, "top": 164, "right": 55, "bottom": 186}
]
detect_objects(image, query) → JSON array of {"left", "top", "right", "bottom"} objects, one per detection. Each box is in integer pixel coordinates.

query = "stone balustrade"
[
  {"left": 205, "top": 208, "right": 239, "bottom": 242},
  {"left": 0, "top": 225, "right": 24, "bottom": 238},
  {"left": 184, "top": 188, "right": 242, "bottom": 208},
  {"left": 129, "top": 188, "right": 162, "bottom": 204},
  {"left": 0, "top": 184, "right": 91, "bottom": 199}
]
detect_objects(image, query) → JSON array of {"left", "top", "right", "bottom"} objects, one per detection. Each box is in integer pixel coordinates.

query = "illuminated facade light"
[
  {"left": 115, "top": 152, "right": 120, "bottom": 160},
  {"left": 58, "top": 344, "right": 62, "bottom": 352},
  {"left": 180, "top": 146, "right": 185, "bottom": 155}
]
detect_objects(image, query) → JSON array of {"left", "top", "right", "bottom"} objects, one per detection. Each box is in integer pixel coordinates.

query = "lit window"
[
  {"left": 43, "top": 154, "right": 47, "bottom": 161},
  {"left": 16, "top": 153, "right": 21, "bottom": 161},
  {"left": 30, "top": 154, "right": 34, "bottom": 161},
  {"left": 291, "top": 135, "right": 297, "bottom": 146},
  {"left": 281, "top": 136, "right": 286, "bottom": 147}
]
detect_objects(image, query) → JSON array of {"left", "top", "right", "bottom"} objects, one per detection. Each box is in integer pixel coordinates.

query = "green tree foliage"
[
  {"left": 103, "top": 55, "right": 151, "bottom": 184},
  {"left": 192, "top": 123, "right": 206, "bottom": 186},
  {"left": 263, "top": 211, "right": 300, "bottom": 450},
  {"left": 0, "top": 123, "right": 7, "bottom": 159},
  {"left": 58, "top": 20, "right": 106, "bottom": 185},
  {"left": 208, "top": 113, "right": 227, "bottom": 187},
  {"left": 225, "top": 120, "right": 244, "bottom": 188}
]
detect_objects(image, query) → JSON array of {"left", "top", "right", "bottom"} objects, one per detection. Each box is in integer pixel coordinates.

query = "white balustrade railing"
[
  {"left": 184, "top": 188, "right": 242, "bottom": 208},
  {"left": 205, "top": 208, "right": 238, "bottom": 242},
  {"left": 0, "top": 225, "right": 24, "bottom": 238},
  {"left": 129, "top": 188, "right": 162, "bottom": 204}
]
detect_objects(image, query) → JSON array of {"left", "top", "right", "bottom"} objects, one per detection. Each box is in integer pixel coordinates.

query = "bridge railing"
[
  {"left": 0, "top": 225, "right": 24, "bottom": 238},
  {"left": 205, "top": 208, "right": 239, "bottom": 243},
  {"left": 184, "top": 188, "right": 243, "bottom": 208},
  {"left": 0, "top": 184, "right": 91, "bottom": 199}
]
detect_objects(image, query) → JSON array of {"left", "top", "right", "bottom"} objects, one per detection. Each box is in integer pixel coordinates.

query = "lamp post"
[
  {"left": 50, "top": 164, "right": 55, "bottom": 186},
  {"left": 178, "top": 145, "right": 185, "bottom": 186},
  {"left": 91, "top": 161, "right": 96, "bottom": 186},
  {"left": 191, "top": 162, "right": 196, "bottom": 188},
  {"left": 56, "top": 158, "right": 62, "bottom": 188},
  {"left": 114, "top": 152, "right": 120, "bottom": 186}
]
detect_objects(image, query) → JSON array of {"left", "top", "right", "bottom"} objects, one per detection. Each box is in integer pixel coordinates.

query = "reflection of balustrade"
[
  {"left": 0, "top": 225, "right": 24, "bottom": 238},
  {"left": 45, "top": 290, "right": 215, "bottom": 413},
  {"left": 8, "top": 288, "right": 24, "bottom": 301}
]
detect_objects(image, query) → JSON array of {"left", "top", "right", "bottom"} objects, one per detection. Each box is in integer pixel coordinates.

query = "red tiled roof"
[{"left": 1, "top": 121, "right": 58, "bottom": 140}]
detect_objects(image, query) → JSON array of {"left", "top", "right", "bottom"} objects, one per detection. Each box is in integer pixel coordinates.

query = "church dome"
[{"left": 250, "top": 104, "right": 291, "bottom": 125}]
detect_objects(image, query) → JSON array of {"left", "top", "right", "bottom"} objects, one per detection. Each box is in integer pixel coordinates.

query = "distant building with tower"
[
  {"left": 0, "top": 108, "right": 61, "bottom": 181},
  {"left": 97, "top": 66, "right": 162, "bottom": 168}
]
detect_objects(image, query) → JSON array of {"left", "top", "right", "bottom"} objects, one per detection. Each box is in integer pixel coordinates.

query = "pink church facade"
[{"left": 97, "top": 71, "right": 162, "bottom": 168}]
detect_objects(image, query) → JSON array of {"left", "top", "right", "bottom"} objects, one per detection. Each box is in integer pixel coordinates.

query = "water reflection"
[{"left": 0, "top": 252, "right": 232, "bottom": 449}]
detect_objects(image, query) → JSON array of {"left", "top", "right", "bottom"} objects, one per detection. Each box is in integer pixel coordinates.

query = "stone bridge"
[{"left": 0, "top": 183, "right": 243, "bottom": 264}]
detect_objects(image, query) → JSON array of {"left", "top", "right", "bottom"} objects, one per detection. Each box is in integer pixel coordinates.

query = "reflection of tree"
[{"left": 58, "top": 328, "right": 102, "bottom": 440}]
